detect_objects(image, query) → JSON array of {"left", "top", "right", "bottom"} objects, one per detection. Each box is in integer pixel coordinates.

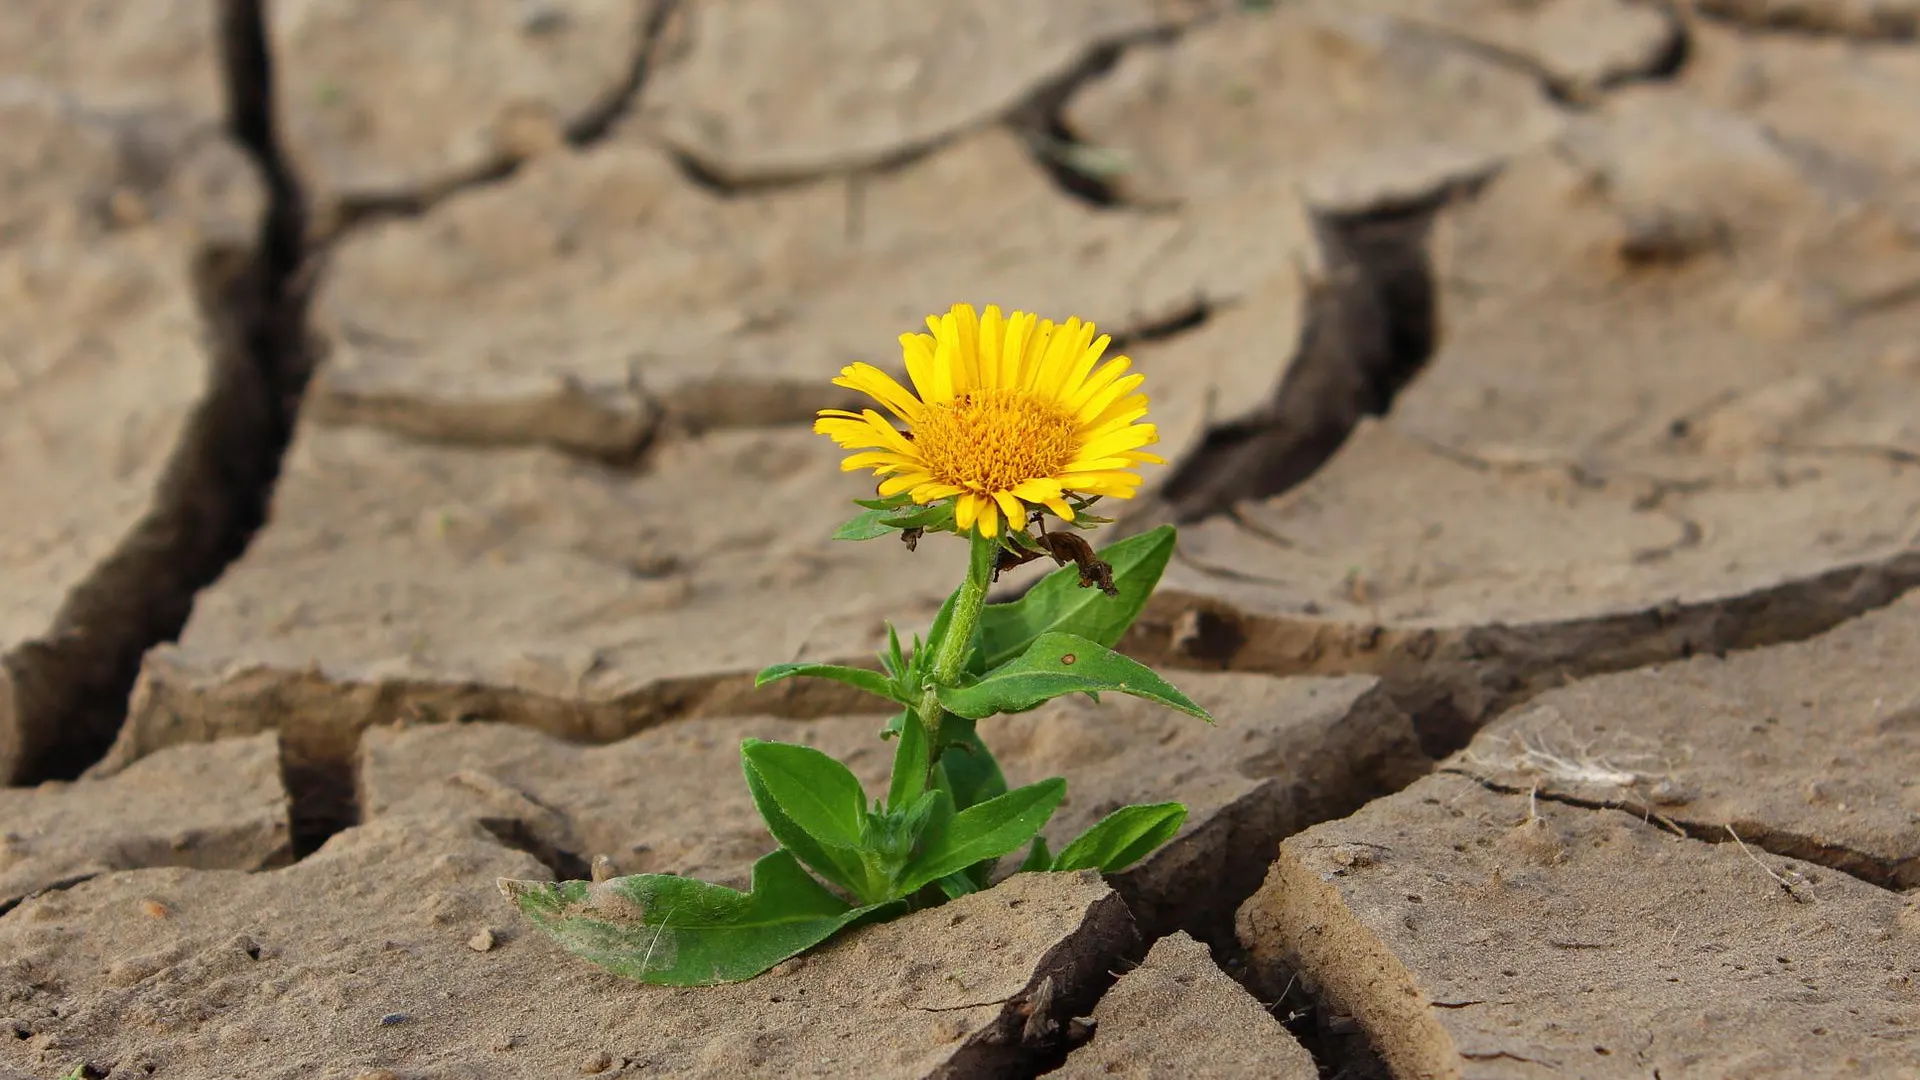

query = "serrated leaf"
[
  {"left": 976, "top": 526, "right": 1175, "bottom": 669},
  {"left": 500, "top": 850, "right": 899, "bottom": 985},
  {"left": 740, "top": 744, "right": 871, "bottom": 897},
  {"left": 897, "top": 777, "right": 1066, "bottom": 895},
  {"left": 938, "top": 633, "right": 1212, "bottom": 722},
  {"left": 1052, "top": 802, "right": 1188, "bottom": 873},
  {"left": 754, "top": 662, "right": 903, "bottom": 704}
]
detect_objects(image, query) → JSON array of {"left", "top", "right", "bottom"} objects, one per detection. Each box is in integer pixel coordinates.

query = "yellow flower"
[{"left": 815, "top": 303, "right": 1165, "bottom": 538}]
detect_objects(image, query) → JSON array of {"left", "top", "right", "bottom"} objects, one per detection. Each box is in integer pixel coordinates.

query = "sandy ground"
[{"left": 2, "top": 1, "right": 1918, "bottom": 1077}]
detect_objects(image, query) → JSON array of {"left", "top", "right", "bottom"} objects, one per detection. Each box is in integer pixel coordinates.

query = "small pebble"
[
  {"left": 379, "top": 1012, "right": 409, "bottom": 1026},
  {"left": 355, "top": 1071, "right": 399, "bottom": 1080},
  {"left": 579, "top": 1050, "right": 614, "bottom": 1074},
  {"left": 491, "top": 1032, "right": 519, "bottom": 1051},
  {"left": 467, "top": 928, "right": 496, "bottom": 952},
  {"left": 140, "top": 899, "right": 170, "bottom": 919}
]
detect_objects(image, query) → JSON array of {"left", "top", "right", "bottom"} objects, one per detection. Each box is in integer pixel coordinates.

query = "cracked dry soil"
[{"left": 3, "top": 1, "right": 1920, "bottom": 1078}]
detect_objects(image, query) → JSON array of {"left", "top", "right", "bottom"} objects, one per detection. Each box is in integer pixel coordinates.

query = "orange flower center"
[{"left": 914, "top": 389, "right": 1078, "bottom": 492}]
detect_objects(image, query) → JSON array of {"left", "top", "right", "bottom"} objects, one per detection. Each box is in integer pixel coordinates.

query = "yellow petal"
[
  {"left": 1012, "top": 477, "right": 1075, "bottom": 520},
  {"left": 1080, "top": 394, "right": 1150, "bottom": 435},
  {"left": 951, "top": 303, "right": 981, "bottom": 392},
  {"left": 929, "top": 312, "right": 959, "bottom": 404},
  {"left": 878, "top": 471, "right": 933, "bottom": 496},
  {"left": 1054, "top": 332, "right": 1110, "bottom": 403},
  {"left": 1010, "top": 477, "right": 1065, "bottom": 501},
  {"left": 1062, "top": 456, "right": 1143, "bottom": 473},
  {"left": 910, "top": 481, "right": 966, "bottom": 502},
  {"left": 954, "top": 492, "right": 979, "bottom": 531},
  {"left": 1001, "top": 311, "right": 1036, "bottom": 391},
  {"left": 1064, "top": 471, "right": 1145, "bottom": 497},
  {"left": 814, "top": 417, "right": 885, "bottom": 448},
  {"left": 846, "top": 409, "right": 919, "bottom": 457},
  {"left": 1066, "top": 355, "right": 1133, "bottom": 413},
  {"left": 979, "top": 305, "right": 1005, "bottom": 389},
  {"left": 1017, "top": 315, "right": 1050, "bottom": 388},
  {"left": 975, "top": 496, "right": 1001, "bottom": 537},
  {"left": 992, "top": 490, "right": 1026, "bottom": 530},
  {"left": 1027, "top": 316, "right": 1080, "bottom": 399},
  {"left": 1076, "top": 372, "right": 1147, "bottom": 425},
  {"left": 899, "top": 333, "right": 939, "bottom": 404},
  {"left": 1079, "top": 424, "right": 1159, "bottom": 461},
  {"left": 833, "top": 362, "right": 925, "bottom": 423},
  {"left": 840, "top": 450, "right": 912, "bottom": 473}
]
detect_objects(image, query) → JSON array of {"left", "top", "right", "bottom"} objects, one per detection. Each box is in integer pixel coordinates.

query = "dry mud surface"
[{"left": 5, "top": 1, "right": 1920, "bottom": 1077}]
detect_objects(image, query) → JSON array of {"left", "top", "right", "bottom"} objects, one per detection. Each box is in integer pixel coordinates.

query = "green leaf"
[
  {"left": 1052, "top": 802, "right": 1188, "bottom": 873},
  {"left": 938, "top": 633, "right": 1212, "bottom": 722},
  {"left": 976, "top": 525, "right": 1175, "bottom": 669},
  {"left": 887, "top": 710, "right": 932, "bottom": 811},
  {"left": 834, "top": 508, "right": 902, "bottom": 541},
  {"left": 936, "top": 871, "right": 982, "bottom": 899},
  {"left": 880, "top": 623, "right": 906, "bottom": 679},
  {"left": 500, "top": 850, "right": 900, "bottom": 985},
  {"left": 935, "top": 713, "right": 1008, "bottom": 811},
  {"left": 833, "top": 500, "right": 957, "bottom": 541},
  {"left": 740, "top": 745, "right": 870, "bottom": 897},
  {"left": 854, "top": 492, "right": 917, "bottom": 511},
  {"left": 898, "top": 778, "right": 1066, "bottom": 895},
  {"left": 1018, "top": 834, "right": 1053, "bottom": 874},
  {"left": 741, "top": 741, "right": 868, "bottom": 849},
  {"left": 754, "top": 662, "right": 904, "bottom": 704}
]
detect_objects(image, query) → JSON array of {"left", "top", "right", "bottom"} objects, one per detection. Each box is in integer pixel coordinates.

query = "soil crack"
[
  {"left": 328, "top": 0, "right": 683, "bottom": 233},
  {"left": 4, "top": 0, "right": 315, "bottom": 785},
  {"left": 1695, "top": 2, "right": 1920, "bottom": 40},
  {"left": 1448, "top": 769, "right": 1912, "bottom": 893},
  {"left": 1150, "top": 202, "right": 1438, "bottom": 524}
]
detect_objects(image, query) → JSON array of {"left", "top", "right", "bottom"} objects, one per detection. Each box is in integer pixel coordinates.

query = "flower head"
[{"left": 815, "top": 303, "right": 1164, "bottom": 537}]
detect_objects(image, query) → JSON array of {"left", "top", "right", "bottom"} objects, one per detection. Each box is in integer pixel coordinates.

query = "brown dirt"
[
  {"left": 10, "top": 0, "right": 1920, "bottom": 1076},
  {"left": 1046, "top": 931, "right": 1318, "bottom": 1079},
  {"left": 1238, "top": 771, "right": 1920, "bottom": 1078}
]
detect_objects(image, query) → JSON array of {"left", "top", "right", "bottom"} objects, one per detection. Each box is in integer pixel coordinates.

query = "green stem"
[{"left": 913, "top": 529, "right": 998, "bottom": 783}]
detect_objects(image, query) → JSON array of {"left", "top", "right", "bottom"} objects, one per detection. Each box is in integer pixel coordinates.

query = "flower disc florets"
[{"left": 814, "top": 303, "right": 1164, "bottom": 538}]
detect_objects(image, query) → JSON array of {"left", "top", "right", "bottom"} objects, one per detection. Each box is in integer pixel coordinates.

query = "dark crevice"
[
  {"left": 284, "top": 755, "right": 357, "bottom": 861},
  {"left": 1109, "top": 301, "right": 1211, "bottom": 351},
  {"left": 327, "top": 0, "right": 682, "bottom": 234},
  {"left": 476, "top": 818, "right": 594, "bottom": 881},
  {"left": 1006, "top": 37, "right": 1139, "bottom": 209},
  {"left": 1267, "top": 975, "right": 1393, "bottom": 1080},
  {"left": 1153, "top": 199, "right": 1439, "bottom": 523},
  {"left": 562, "top": 0, "right": 682, "bottom": 146},
  {"left": 2, "top": 0, "right": 315, "bottom": 785},
  {"left": 659, "top": 141, "right": 946, "bottom": 199},
  {"left": 1225, "top": 934, "right": 1394, "bottom": 1080},
  {"left": 1694, "top": 1, "right": 1919, "bottom": 40},
  {"left": 0, "top": 873, "right": 101, "bottom": 920},
  {"left": 1455, "top": 771, "right": 1914, "bottom": 892},
  {"left": 1640, "top": 2, "right": 1694, "bottom": 80},
  {"left": 1126, "top": 548, "right": 1920, "bottom": 763}
]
